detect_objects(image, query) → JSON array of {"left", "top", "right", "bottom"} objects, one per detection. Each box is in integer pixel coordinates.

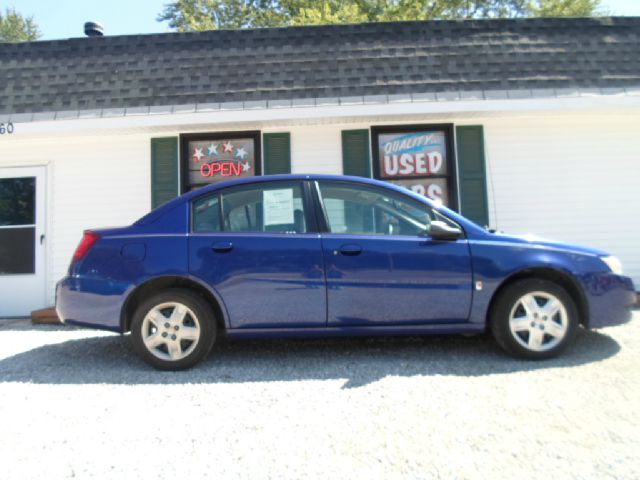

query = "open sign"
[
  {"left": 185, "top": 134, "right": 258, "bottom": 189},
  {"left": 200, "top": 161, "right": 244, "bottom": 177}
]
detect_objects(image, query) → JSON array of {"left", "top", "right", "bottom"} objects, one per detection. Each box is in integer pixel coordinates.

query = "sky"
[
  {"left": 7, "top": 0, "right": 171, "bottom": 39},
  {"left": 6, "top": 0, "right": 640, "bottom": 41}
]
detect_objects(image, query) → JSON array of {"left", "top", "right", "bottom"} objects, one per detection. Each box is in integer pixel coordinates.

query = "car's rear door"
[
  {"left": 315, "top": 180, "right": 473, "bottom": 326},
  {"left": 189, "top": 180, "right": 326, "bottom": 329}
]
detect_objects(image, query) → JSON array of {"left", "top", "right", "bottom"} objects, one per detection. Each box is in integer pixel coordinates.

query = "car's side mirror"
[{"left": 428, "top": 220, "right": 462, "bottom": 241}]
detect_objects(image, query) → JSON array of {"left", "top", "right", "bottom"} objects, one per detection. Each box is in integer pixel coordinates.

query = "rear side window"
[
  {"left": 192, "top": 182, "right": 308, "bottom": 234},
  {"left": 192, "top": 194, "right": 221, "bottom": 233}
]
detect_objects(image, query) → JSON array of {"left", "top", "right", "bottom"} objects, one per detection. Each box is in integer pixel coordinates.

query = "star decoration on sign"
[
  {"left": 223, "top": 141, "right": 234, "bottom": 153},
  {"left": 235, "top": 147, "right": 248, "bottom": 160},
  {"left": 242, "top": 161, "right": 251, "bottom": 172},
  {"left": 207, "top": 143, "right": 218, "bottom": 156},
  {"left": 192, "top": 147, "right": 204, "bottom": 162}
]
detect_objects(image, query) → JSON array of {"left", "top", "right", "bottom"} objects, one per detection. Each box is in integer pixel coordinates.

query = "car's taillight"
[{"left": 72, "top": 230, "right": 100, "bottom": 262}]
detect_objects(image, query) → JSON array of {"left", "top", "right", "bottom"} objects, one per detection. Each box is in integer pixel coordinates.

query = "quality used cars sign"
[{"left": 377, "top": 130, "right": 450, "bottom": 205}]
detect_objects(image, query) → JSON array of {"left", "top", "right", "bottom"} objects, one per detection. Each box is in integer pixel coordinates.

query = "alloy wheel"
[
  {"left": 508, "top": 291, "right": 568, "bottom": 352},
  {"left": 141, "top": 302, "right": 201, "bottom": 361}
]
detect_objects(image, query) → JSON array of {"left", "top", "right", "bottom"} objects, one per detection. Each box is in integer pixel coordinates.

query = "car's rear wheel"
[
  {"left": 490, "top": 279, "right": 578, "bottom": 359},
  {"left": 131, "top": 289, "right": 216, "bottom": 370}
]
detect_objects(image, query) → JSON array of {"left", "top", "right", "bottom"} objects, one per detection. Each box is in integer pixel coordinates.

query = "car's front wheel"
[
  {"left": 490, "top": 279, "right": 578, "bottom": 359},
  {"left": 131, "top": 289, "right": 216, "bottom": 370}
]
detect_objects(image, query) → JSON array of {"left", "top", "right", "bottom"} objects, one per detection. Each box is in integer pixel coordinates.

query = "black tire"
[
  {"left": 131, "top": 289, "right": 217, "bottom": 370},
  {"left": 490, "top": 279, "right": 578, "bottom": 360}
]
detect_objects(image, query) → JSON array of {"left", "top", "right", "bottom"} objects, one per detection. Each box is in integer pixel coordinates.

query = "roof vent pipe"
[{"left": 84, "top": 21, "right": 104, "bottom": 37}]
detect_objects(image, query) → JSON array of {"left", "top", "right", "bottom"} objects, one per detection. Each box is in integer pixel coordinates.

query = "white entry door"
[{"left": 0, "top": 167, "right": 47, "bottom": 317}]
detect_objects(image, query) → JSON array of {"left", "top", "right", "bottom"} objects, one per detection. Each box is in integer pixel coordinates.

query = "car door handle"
[
  {"left": 211, "top": 242, "right": 233, "bottom": 253},
  {"left": 338, "top": 244, "right": 362, "bottom": 256}
]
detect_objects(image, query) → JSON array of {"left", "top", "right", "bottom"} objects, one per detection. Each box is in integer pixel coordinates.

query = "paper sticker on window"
[{"left": 263, "top": 189, "right": 294, "bottom": 226}]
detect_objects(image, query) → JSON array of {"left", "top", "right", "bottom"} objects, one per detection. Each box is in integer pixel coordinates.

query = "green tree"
[
  {"left": 158, "top": 0, "right": 606, "bottom": 31},
  {"left": 0, "top": 7, "right": 40, "bottom": 42},
  {"left": 285, "top": 1, "right": 368, "bottom": 25},
  {"left": 529, "top": 0, "right": 606, "bottom": 17},
  {"left": 158, "top": 0, "right": 285, "bottom": 30}
]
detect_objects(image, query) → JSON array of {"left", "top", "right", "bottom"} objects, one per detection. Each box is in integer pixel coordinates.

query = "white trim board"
[{"left": 5, "top": 88, "right": 640, "bottom": 137}]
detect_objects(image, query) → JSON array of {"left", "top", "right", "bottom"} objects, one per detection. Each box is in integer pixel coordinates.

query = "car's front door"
[
  {"left": 316, "top": 181, "right": 473, "bottom": 326},
  {"left": 189, "top": 181, "right": 326, "bottom": 329}
]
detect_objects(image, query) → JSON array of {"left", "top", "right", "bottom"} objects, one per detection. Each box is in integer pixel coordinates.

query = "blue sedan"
[{"left": 56, "top": 175, "right": 635, "bottom": 369}]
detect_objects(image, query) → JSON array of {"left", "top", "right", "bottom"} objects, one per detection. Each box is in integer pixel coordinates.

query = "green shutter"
[
  {"left": 456, "top": 126, "right": 489, "bottom": 226},
  {"left": 341, "top": 129, "right": 371, "bottom": 177},
  {"left": 151, "top": 137, "right": 179, "bottom": 209},
  {"left": 263, "top": 133, "right": 291, "bottom": 174}
]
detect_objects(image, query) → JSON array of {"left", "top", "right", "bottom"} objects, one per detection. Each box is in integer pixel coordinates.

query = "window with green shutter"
[
  {"left": 456, "top": 126, "right": 489, "bottom": 227},
  {"left": 263, "top": 133, "right": 291, "bottom": 175},
  {"left": 151, "top": 137, "right": 179, "bottom": 209},
  {"left": 182, "top": 132, "right": 260, "bottom": 190},
  {"left": 342, "top": 129, "right": 371, "bottom": 177},
  {"left": 371, "top": 125, "right": 455, "bottom": 208}
]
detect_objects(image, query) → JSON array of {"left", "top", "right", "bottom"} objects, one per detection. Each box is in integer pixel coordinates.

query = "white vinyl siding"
[
  {"left": 0, "top": 134, "right": 152, "bottom": 305},
  {"left": 288, "top": 125, "right": 342, "bottom": 175},
  {"left": 481, "top": 112, "right": 640, "bottom": 285}
]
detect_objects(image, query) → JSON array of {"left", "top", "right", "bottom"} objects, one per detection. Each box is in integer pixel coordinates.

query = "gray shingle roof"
[{"left": 1, "top": 16, "right": 639, "bottom": 115}]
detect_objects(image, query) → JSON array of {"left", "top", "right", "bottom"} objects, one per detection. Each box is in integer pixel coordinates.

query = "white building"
[{"left": 1, "top": 17, "right": 639, "bottom": 316}]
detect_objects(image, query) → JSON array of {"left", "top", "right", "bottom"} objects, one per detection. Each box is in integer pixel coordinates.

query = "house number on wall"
[
  {"left": 0, "top": 122, "right": 14, "bottom": 135},
  {"left": 0, "top": 123, "right": 15, "bottom": 135}
]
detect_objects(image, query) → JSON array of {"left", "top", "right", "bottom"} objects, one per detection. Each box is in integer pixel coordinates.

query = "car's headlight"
[{"left": 601, "top": 256, "right": 623, "bottom": 275}]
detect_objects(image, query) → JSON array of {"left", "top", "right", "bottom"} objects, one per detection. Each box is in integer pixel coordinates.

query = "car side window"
[
  {"left": 318, "top": 182, "right": 435, "bottom": 236},
  {"left": 192, "top": 194, "right": 221, "bottom": 233},
  {"left": 193, "top": 183, "right": 308, "bottom": 234}
]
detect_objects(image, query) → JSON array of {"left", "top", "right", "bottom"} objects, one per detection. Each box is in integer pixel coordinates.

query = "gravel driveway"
[{"left": 1, "top": 313, "right": 638, "bottom": 480}]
